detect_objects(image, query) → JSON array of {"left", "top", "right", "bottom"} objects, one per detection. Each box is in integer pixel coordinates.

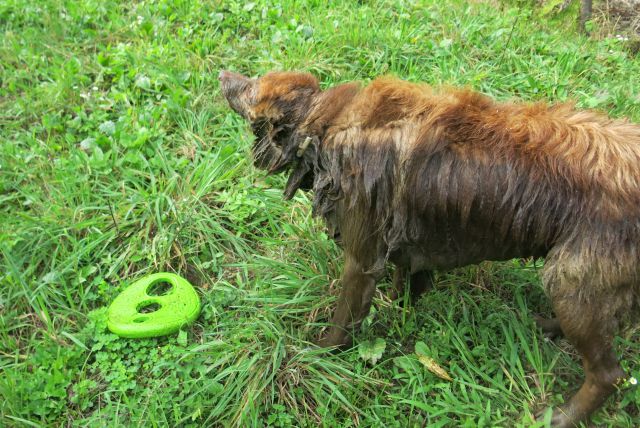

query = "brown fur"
[{"left": 220, "top": 70, "right": 640, "bottom": 427}]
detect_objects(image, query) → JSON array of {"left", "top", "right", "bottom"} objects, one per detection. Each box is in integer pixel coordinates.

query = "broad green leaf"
[{"left": 358, "top": 338, "right": 386, "bottom": 365}]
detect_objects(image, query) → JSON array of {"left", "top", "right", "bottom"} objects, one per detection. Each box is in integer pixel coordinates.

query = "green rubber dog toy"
[{"left": 107, "top": 273, "right": 201, "bottom": 338}]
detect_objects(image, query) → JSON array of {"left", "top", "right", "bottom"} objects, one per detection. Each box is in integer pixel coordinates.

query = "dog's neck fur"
[
  {"left": 282, "top": 82, "right": 360, "bottom": 200},
  {"left": 299, "top": 82, "right": 360, "bottom": 141}
]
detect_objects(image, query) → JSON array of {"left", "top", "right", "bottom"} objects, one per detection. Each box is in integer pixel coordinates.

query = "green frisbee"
[{"left": 107, "top": 273, "right": 201, "bottom": 338}]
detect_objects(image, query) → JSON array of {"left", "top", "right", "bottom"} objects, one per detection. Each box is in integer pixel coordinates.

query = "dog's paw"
[
  {"left": 535, "top": 405, "right": 577, "bottom": 428},
  {"left": 534, "top": 315, "right": 564, "bottom": 340},
  {"left": 316, "top": 331, "right": 352, "bottom": 349}
]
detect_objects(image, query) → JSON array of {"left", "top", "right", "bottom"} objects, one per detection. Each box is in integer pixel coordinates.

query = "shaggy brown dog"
[{"left": 220, "top": 70, "right": 640, "bottom": 427}]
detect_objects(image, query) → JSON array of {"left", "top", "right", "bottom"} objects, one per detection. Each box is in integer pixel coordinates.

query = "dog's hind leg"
[
  {"left": 390, "top": 269, "right": 434, "bottom": 301},
  {"left": 409, "top": 270, "right": 435, "bottom": 299},
  {"left": 538, "top": 252, "right": 628, "bottom": 427},
  {"left": 318, "top": 253, "right": 379, "bottom": 348},
  {"left": 537, "top": 238, "right": 638, "bottom": 427},
  {"left": 543, "top": 294, "right": 625, "bottom": 427}
]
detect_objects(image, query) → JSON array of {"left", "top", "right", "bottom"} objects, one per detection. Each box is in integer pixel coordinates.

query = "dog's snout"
[
  {"left": 218, "top": 70, "right": 249, "bottom": 86},
  {"left": 219, "top": 70, "right": 253, "bottom": 118}
]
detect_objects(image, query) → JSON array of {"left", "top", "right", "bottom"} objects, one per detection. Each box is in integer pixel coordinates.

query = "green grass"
[{"left": 2, "top": 0, "right": 640, "bottom": 426}]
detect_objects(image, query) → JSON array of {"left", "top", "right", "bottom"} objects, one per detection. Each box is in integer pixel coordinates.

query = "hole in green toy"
[
  {"left": 147, "top": 280, "right": 174, "bottom": 296},
  {"left": 133, "top": 317, "right": 148, "bottom": 323},
  {"left": 137, "top": 301, "right": 161, "bottom": 313}
]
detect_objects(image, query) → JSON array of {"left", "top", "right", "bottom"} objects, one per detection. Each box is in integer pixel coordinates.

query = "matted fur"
[
  {"left": 220, "top": 70, "right": 640, "bottom": 427},
  {"left": 310, "top": 78, "right": 640, "bottom": 298}
]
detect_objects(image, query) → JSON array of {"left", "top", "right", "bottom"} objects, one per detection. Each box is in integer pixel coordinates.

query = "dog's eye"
[
  {"left": 271, "top": 123, "right": 293, "bottom": 145},
  {"left": 251, "top": 120, "right": 270, "bottom": 138},
  {"left": 251, "top": 119, "right": 292, "bottom": 148},
  {"left": 251, "top": 121, "right": 266, "bottom": 133}
]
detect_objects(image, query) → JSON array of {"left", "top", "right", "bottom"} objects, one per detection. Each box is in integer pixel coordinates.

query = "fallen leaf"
[
  {"left": 415, "top": 341, "right": 452, "bottom": 381},
  {"left": 417, "top": 355, "right": 453, "bottom": 381}
]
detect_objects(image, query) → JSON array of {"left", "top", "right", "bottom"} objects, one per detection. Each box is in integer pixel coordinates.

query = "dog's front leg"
[{"left": 318, "top": 253, "right": 377, "bottom": 348}]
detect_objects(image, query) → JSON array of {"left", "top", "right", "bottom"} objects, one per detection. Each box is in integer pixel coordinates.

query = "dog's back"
[{"left": 320, "top": 77, "right": 640, "bottom": 268}]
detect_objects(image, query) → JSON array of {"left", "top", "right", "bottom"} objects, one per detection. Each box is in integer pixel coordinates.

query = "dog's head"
[{"left": 219, "top": 71, "right": 319, "bottom": 179}]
